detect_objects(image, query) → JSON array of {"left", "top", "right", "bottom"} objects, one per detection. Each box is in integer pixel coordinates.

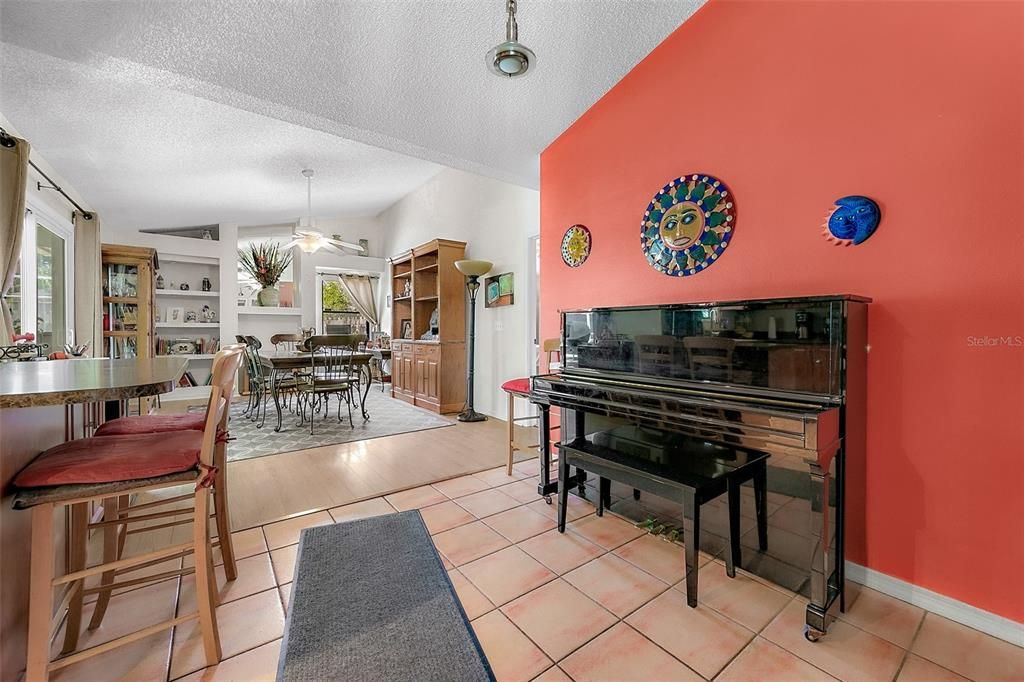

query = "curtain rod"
[{"left": 0, "top": 126, "right": 94, "bottom": 220}]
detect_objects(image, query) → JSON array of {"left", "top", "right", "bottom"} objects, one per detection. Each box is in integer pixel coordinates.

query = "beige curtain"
[
  {"left": 73, "top": 211, "right": 102, "bottom": 354},
  {"left": 337, "top": 274, "right": 379, "bottom": 329},
  {"left": 0, "top": 134, "right": 30, "bottom": 342}
]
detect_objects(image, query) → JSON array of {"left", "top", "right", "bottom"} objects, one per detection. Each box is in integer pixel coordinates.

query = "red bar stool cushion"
[
  {"left": 94, "top": 412, "right": 206, "bottom": 436},
  {"left": 14, "top": 431, "right": 203, "bottom": 488},
  {"left": 501, "top": 378, "right": 530, "bottom": 395}
]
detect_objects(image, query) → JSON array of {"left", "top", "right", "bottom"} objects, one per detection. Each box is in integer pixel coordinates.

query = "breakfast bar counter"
[
  {"left": 0, "top": 357, "right": 187, "bottom": 682},
  {"left": 0, "top": 356, "right": 187, "bottom": 408}
]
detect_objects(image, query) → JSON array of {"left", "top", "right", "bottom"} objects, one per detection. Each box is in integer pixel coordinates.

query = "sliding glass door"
[{"left": 35, "top": 224, "right": 68, "bottom": 351}]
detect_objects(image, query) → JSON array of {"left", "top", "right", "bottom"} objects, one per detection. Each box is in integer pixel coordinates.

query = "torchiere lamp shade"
[{"left": 454, "top": 260, "right": 493, "bottom": 277}]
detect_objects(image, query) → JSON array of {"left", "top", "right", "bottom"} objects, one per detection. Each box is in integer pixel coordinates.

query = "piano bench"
[{"left": 556, "top": 437, "right": 770, "bottom": 609}]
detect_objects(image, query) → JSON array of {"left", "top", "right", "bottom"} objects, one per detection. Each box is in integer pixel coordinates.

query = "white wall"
[{"left": 378, "top": 168, "right": 539, "bottom": 418}]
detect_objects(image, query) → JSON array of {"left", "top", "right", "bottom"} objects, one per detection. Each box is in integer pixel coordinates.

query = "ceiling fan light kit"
[
  {"left": 284, "top": 168, "right": 365, "bottom": 254},
  {"left": 487, "top": 0, "right": 535, "bottom": 78}
]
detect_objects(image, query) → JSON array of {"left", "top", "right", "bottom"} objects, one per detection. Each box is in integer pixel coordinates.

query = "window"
[
  {"left": 320, "top": 278, "right": 367, "bottom": 334},
  {"left": 4, "top": 207, "right": 74, "bottom": 349}
]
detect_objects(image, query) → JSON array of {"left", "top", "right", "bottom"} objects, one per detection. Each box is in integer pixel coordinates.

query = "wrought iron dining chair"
[
  {"left": 268, "top": 333, "right": 310, "bottom": 413},
  {"left": 296, "top": 334, "right": 365, "bottom": 434},
  {"left": 240, "top": 336, "right": 270, "bottom": 426}
]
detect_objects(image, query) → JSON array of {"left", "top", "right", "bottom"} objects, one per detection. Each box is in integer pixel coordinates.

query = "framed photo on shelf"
[
  {"left": 167, "top": 307, "right": 184, "bottom": 324},
  {"left": 484, "top": 272, "right": 514, "bottom": 308},
  {"left": 400, "top": 318, "right": 413, "bottom": 339}
]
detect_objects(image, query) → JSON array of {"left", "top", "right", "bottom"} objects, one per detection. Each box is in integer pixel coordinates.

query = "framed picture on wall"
[
  {"left": 484, "top": 272, "right": 514, "bottom": 308},
  {"left": 400, "top": 318, "right": 412, "bottom": 339}
]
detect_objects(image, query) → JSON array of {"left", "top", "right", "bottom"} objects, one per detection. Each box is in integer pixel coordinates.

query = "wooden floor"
[{"left": 227, "top": 415, "right": 535, "bottom": 529}]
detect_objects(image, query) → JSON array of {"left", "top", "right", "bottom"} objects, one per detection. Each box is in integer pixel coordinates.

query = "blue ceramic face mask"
[{"left": 826, "top": 196, "right": 880, "bottom": 245}]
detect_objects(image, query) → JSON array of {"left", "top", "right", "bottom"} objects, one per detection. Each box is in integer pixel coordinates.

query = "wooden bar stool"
[
  {"left": 501, "top": 378, "right": 542, "bottom": 476},
  {"left": 83, "top": 342, "right": 246, "bottom": 638},
  {"left": 13, "top": 347, "right": 245, "bottom": 681}
]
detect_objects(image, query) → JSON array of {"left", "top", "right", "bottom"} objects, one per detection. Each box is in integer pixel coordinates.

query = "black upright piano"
[{"left": 530, "top": 295, "right": 869, "bottom": 640}]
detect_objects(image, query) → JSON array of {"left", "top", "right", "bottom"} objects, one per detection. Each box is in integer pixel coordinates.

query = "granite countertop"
[{"left": 0, "top": 357, "right": 188, "bottom": 408}]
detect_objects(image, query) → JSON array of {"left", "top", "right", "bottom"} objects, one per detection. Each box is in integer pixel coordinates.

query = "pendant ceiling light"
[
  {"left": 284, "top": 169, "right": 364, "bottom": 254},
  {"left": 486, "top": 0, "right": 536, "bottom": 78}
]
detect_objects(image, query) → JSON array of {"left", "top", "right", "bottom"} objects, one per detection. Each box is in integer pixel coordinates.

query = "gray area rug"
[
  {"left": 277, "top": 511, "right": 494, "bottom": 682},
  {"left": 226, "top": 389, "right": 454, "bottom": 462}
]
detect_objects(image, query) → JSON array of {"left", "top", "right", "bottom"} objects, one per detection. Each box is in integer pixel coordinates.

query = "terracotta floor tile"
[
  {"left": 440, "top": 553, "right": 454, "bottom": 570},
  {"left": 512, "top": 457, "right": 542, "bottom": 477},
  {"left": 527, "top": 495, "right": 594, "bottom": 523},
  {"left": 530, "top": 666, "right": 572, "bottom": 682},
  {"left": 567, "top": 513, "right": 644, "bottom": 550},
  {"left": 911, "top": 613, "right": 1024, "bottom": 682},
  {"left": 501, "top": 579, "right": 617, "bottom": 661},
  {"left": 420, "top": 500, "right": 477, "bottom": 534},
  {"left": 170, "top": 588, "right": 285, "bottom": 679},
  {"left": 53, "top": 579, "right": 178, "bottom": 657},
  {"left": 432, "top": 474, "right": 491, "bottom": 499},
  {"left": 384, "top": 484, "right": 448, "bottom": 511},
  {"left": 473, "top": 466, "right": 529, "bottom": 487},
  {"left": 471, "top": 610, "right": 552, "bottom": 682},
  {"left": 226, "top": 527, "right": 269, "bottom": 561},
  {"left": 431, "top": 521, "right": 511, "bottom": 566},
  {"left": 269, "top": 544, "right": 298, "bottom": 584},
  {"left": 454, "top": 488, "right": 522, "bottom": 518},
  {"left": 563, "top": 554, "right": 668, "bottom": 618},
  {"left": 461, "top": 546, "right": 556, "bottom": 606},
  {"left": 687, "top": 561, "right": 793, "bottom": 632},
  {"left": 519, "top": 529, "right": 605, "bottom": 575},
  {"left": 448, "top": 568, "right": 495, "bottom": 620},
  {"left": 612, "top": 533, "right": 700, "bottom": 584},
  {"left": 560, "top": 622, "right": 703, "bottom": 682},
  {"left": 261, "top": 511, "right": 333, "bottom": 550},
  {"left": 176, "top": 638, "right": 282, "bottom": 681},
  {"left": 52, "top": 631, "right": 172, "bottom": 682},
  {"left": 839, "top": 583, "right": 925, "bottom": 649},
  {"left": 327, "top": 496, "right": 396, "bottom": 523},
  {"left": 180, "top": 553, "right": 278, "bottom": 608},
  {"left": 626, "top": 589, "right": 754, "bottom": 679},
  {"left": 717, "top": 636, "right": 837, "bottom": 682},
  {"left": 897, "top": 653, "right": 969, "bottom": 681},
  {"left": 497, "top": 479, "right": 545, "bottom": 504},
  {"left": 483, "top": 505, "right": 557, "bottom": 543},
  {"left": 279, "top": 582, "right": 291, "bottom": 613},
  {"left": 762, "top": 598, "right": 905, "bottom": 682}
]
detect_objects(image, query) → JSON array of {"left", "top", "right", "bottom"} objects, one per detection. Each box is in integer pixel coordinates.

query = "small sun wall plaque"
[
  {"left": 641, "top": 174, "right": 735, "bottom": 277},
  {"left": 822, "top": 195, "right": 880, "bottom": 246},
  {"left": 561, "top": 224, "right": 592, "bottom": 267}
]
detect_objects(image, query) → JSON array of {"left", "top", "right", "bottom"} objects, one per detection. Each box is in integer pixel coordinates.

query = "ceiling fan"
[{"left": 284, "top": 169, "right": 365, "bottom": 254}]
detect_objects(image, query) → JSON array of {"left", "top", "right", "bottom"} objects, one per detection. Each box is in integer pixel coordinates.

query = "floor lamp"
[{"left": 454, "top": 259, "right": 492, "bottom": 422}]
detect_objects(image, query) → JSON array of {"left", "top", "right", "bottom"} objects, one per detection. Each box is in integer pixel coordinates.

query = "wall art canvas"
[
  {"left": 560, "top": 224, "right": 592, "bottom": 267},
  {"left": 484, "top": 272, "right": 514, "bottom": 308},
  {"left": 641, "top": 174, "right": 735, "bottom": 276},
  {"left": 823, "top": 195, "right": 880, "bottom": 246}
]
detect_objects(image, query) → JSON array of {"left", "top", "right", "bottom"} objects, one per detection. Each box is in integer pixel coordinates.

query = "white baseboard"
[{"left": 845, "top": 561, "right": 1023, "bottom": 647}]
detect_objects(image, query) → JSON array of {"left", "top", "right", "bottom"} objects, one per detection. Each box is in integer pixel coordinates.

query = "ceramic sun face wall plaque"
[
  {"left": 823, "top": 195, "right": 880, "bottom": 246},
  {"left": 561, "top": 224, "right": 592, "bottom": 267},
  {"left": 641, "top": 174, "right": 735, "bottom": 276}
]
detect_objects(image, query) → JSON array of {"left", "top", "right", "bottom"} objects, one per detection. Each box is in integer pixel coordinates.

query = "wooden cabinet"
[
  {"left": 101, "top": 244, "right": 156, "bottom": 360},
  {"left": 388, "top": 239, "right": 467, "bottom": 413}
]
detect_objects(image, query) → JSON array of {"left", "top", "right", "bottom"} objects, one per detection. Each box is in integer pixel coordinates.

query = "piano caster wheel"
[
  {"left": 544, "top": 495, "right": 553, "bottom": 505},
  {"left": 804, "top": 625, "right": 824, "bottom": 643}
]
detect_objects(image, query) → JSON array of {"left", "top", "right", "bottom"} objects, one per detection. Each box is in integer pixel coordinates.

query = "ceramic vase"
[{"left": 257, "top": 286, "right": 280, "bottom": 307}]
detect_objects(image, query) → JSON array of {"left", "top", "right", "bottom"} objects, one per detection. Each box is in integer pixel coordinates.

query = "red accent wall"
[{"left": 540, "top": 0, "right": 1023, "bottom": 620}]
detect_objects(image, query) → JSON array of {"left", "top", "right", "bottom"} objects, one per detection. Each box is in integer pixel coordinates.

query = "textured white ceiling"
[{"left": 0, "top": 0, "right": 704, "bottom": 228}]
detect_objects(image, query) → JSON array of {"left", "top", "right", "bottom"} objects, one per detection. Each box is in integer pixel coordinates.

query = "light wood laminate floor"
[{"left": 227, "top": 415, "right": 535, "bottom": 529}]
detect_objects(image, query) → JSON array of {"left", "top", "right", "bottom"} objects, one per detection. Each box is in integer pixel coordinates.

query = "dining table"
[{"left": 258, "top": 349, "right": 391, "bottom": 432}]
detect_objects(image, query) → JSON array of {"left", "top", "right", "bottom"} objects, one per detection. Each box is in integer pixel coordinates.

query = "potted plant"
[{"left": 238, "top": 241, "right": 293, "bottom": 307}]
